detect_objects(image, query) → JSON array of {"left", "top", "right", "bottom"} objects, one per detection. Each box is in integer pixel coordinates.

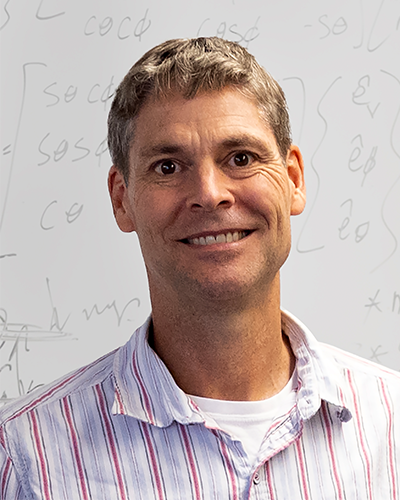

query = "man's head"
[
  {"left": 108, "top": 37, "right": 292, "bottom": 185},
  {"left": 108, "top": 37, "right": 306, "bottom": 305}
]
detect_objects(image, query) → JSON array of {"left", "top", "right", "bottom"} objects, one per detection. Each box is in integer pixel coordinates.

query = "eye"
[
  {"left": 229, "top": 152, "right": 254, "bottom": 167},
  {"left": 155, "top": 160, "right": 180, "bottom": 175}
]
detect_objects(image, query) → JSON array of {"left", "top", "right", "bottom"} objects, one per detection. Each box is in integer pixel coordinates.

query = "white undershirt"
[{"left": 189, "top": 369, "right": 297, "bottom": 466}]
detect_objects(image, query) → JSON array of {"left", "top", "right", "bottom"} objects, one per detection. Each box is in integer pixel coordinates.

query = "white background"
[{"left": 1, "top": 0, "right": 399, "bottom": 404}]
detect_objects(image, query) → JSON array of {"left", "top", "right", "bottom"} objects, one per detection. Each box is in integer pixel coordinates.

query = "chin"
[{"left": 186, "top": 271, "right": 274, "bottom": 304}]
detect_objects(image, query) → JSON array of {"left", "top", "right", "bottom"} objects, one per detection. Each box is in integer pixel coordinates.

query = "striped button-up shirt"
[{"left": 1, "top": 310, "right": 399, "bottom": 499}]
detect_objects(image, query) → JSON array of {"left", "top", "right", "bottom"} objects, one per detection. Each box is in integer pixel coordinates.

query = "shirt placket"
[
  {"left": 247, "top": 465, "right": 271, "bottom": 500},
  {"left": 245, "top": 409, "right": 304, "bottom": 500}
]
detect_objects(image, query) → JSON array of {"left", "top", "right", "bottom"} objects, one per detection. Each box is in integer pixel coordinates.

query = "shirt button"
[{"left": 253, "top": 472, "right": 260, "bottom": 485}]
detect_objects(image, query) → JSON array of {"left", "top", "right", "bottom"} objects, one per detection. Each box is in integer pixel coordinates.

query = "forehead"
[{"left": 131, "top": 88, "right": 276, "bottom": 156}]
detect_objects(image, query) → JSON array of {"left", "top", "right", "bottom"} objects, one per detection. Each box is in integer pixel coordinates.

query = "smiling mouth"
[{"left": 182, "top": 230, "right": 252, "bottom": 246}]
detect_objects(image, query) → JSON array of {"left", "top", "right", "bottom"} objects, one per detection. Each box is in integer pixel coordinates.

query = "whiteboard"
[{"left": 1, "top": 0, "right": 399, "bottom": 404}]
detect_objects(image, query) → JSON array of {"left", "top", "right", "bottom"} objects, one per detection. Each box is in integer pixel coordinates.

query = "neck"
[{"left": 149, "top": 274, "right": 295, "bottom": 401}]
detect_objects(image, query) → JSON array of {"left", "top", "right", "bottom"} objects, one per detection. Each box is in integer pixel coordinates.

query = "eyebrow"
[
  {"left": 136, "top": 134, "right": 277, "bottom": 161},
  {"left": 136, "top": 144, "right": 186, "bottom": 160},
  {"left": 218, "top": 135, "right": 276, "bottom": 158}
]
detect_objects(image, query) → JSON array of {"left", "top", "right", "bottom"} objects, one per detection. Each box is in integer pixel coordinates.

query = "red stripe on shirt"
[
  {"left": 1, "top": 456, "right": 12, "bottom": 499},
  {"left": 132, "top": 353, "right": 155, "bottom": 425},
  {"left": 62, "top": 397, "right": 90, "bottom": 500},
  {"left": 140, "top": 421, "right": 165, "bottom": 500},
  {"left": 294, "top": 438, "right": 310, "bottom": 500},
  {"left": 216, "top": 434, "right": 239, "bottom": 500},
  {"left": 346, "top": 369, "right": 373, "bottom": 500},
  {"left": 95, "top": 384, "right": 128, "bottom": 500},
  {"left": 265, "top": 460, "right": 276, "bottom": 500},
  {"left": 180, "top": 425, "right": 202, "bottom": 500},
  {"left": 115, "top": 387, "right": 125, "bottom": 414},
  {"left": 0, "top": 428, "right": 5, "bottom": 449},
  {"left": 30, "top": 410, "right": 51, "bottom": 500},
  {"left": 379, "top": 379, "right": 398, "bottom": 500},
  {"left": 320, "top": 402, "right": 344, "bottom": 499}
]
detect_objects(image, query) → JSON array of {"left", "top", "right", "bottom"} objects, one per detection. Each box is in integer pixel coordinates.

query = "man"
[{"left": 1, "top": 37, "right": 399, "bottom": 499}]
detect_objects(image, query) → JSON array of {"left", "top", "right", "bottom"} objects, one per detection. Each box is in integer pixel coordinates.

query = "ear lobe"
[
  {"left": 108, "top": 166, "right": 136, "bottom": 232},
  {"left": 286, "top": 145, "right": 306, "bottom": 216}
]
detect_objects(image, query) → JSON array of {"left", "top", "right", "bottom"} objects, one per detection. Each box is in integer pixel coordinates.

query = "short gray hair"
[{"left": 108, "top": 37, "right": 292, "bottom": 184}]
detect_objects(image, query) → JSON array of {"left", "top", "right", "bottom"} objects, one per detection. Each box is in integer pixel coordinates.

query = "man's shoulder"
[
  {"left": 320, "top": 342, "right": 400, "bottom": 398},
  {"left": 283, "top": 310, "right": 399, "bottom": 383},
  {"left": 0, "top": 347, "right": 118, "bottom": 427}
]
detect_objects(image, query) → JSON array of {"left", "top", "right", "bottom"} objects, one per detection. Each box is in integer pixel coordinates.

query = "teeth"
[
  {"left": 206, "top": 235, "right": 216, "bottom": 244},
  {"left": 188, "top": 231, "right": 247, "bottom": 246}
]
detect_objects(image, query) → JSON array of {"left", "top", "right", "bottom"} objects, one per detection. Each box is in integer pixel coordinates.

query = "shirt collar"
[
  {"left": 112, "top": 316, "right": 204, "bottom": 427},
  {"left": 112, "top": 312, "right": 352, "bottom": 426},
  {"left": 281, "top": 309, "right": 352, "bottom": 422}
]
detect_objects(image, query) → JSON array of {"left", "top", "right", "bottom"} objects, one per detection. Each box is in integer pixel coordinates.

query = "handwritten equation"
[{"left": 0, "top": 277, "right": 141, "bottom": 404}]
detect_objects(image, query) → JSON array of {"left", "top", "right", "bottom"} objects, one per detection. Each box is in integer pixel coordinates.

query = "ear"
[
  {"left": 286, "top": 145, "right": 306, "bottom": 216},
  {"left": 108, "top": 166, "right": 136, "bottom": 232}
]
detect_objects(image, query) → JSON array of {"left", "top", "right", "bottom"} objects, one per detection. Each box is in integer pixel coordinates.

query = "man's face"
[{"left": 109, "top": 88, "right": 306, "bottom": 302}]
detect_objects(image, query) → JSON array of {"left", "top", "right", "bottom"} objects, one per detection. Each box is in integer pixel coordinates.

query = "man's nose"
[{"left": 186, "top": 162, "right": 235, "bottom": 211}]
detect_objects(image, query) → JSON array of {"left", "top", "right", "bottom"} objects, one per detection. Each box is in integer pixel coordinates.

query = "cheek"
[
  {"left": 242, "top": 176, "right": 291, "bottom": 219},
  {"left": 132, "top": 188, "right": 178, "bottom": 237}
]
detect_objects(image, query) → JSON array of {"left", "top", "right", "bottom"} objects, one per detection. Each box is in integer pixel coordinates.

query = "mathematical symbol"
[
  {"left": 2, "top": 144, "right": 11, "bottom": 155},
  {"left": 365, "top": 289, "right": 382, "bottom": 312},
  {"left": 0, "top": 0, "right": 11, "bottom": 31},
  {"left": 0, "top": 253, "right": 17, "bottom": 259},
  {"left": 351, "top": 134, "right": 363, "bottom": 147},
  {"left": 367, "top": 103, "right": 380, "bottom": 118},
  {"left": 364, "top": 289, "right": 382, "bottom": 322},
  {"left": 369, "top": 345, "right": 387, "bottom": 363}
]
